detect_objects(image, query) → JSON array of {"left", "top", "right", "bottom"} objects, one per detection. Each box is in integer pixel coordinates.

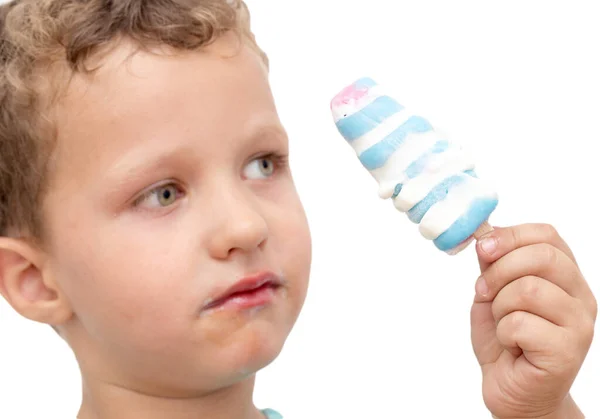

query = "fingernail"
[
  {"left": 479, "top": 237, "right": 497, "bottom": 255},
  {"left": 476, "top": 276, "right": 489, "bottom": 297}
]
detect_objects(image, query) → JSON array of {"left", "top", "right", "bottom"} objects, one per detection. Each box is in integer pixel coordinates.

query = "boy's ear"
[{"left": 0, "top": 237, "right": 72, "bottom": 325}]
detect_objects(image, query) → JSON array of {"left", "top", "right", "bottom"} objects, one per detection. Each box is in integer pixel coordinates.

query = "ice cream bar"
[{"left": 331, "top": 77, "right": 498, "bottom": 254}]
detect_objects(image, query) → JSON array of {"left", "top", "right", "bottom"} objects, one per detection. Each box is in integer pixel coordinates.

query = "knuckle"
[
  {"left": 518, "top": 276, "right": 541, "bottom": 304},
  {"left": 496, "top": 312, "right": 525, "bottom": 344},
  {"left": 537, "top": 223, "right": 560, "bottom": 241},
  {"left": 581, "top": 316, "right": 596, "bottom": 347},
  {"left": 508, "top": 310, "right": 526, "bottom": 330}
]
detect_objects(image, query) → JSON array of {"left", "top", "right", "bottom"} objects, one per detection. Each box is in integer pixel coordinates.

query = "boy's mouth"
[{"left": 202, "top": 271, "right": 283, "bottom": 312}]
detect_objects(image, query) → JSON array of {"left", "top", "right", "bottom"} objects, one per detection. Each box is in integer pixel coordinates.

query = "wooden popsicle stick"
[
  {"left": 473, "top": 221, "right": 494, "bottom": 240},
  {"left": 445, "top": 221, "right": 493, "bottom": 255}
]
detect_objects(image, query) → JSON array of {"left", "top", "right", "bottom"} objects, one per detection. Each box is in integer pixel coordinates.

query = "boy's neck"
[{"left": 77, "top": 375, "right": 265, "bottom": 419}]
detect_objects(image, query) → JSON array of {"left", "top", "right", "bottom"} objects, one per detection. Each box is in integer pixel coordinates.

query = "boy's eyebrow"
[
  {"left": 104, "top": 124, "right": 288, "bottom": 187},
  {"left": 104, "top": 144, "right": 199, "bottom": 189},
  {"left": 246, "top": 124, "right": 288, "bottom": 145}
]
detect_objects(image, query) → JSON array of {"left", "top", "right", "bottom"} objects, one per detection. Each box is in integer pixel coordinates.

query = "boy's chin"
[
  {"left": 118, "top": 336, "right": 287, "bottom": 398},
  {"left": 197, "top": 308, "right": 297, "bottom": 389},
  {"left": 196, "top": 335, "right": 286, "bottom": 393},
  {"left": 198, "top": 299, "right": 297, "bottom": 354},
  {"left": 227, "top": 328, "right": 288, "bottom": 376}
]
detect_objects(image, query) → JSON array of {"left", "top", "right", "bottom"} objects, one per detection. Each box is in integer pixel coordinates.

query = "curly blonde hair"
[{"left": 0, "top": 0, "right": 267, "bottom": 240}]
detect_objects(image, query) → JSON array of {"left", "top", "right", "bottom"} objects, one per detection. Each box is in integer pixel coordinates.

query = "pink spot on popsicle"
[{"left": 330, "top": 82, "right": 370, "bottom": 110}]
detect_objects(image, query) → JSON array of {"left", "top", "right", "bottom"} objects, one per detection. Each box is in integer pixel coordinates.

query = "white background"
[{"left": 1, "top": 0, "right": 599, "bottom": 418}]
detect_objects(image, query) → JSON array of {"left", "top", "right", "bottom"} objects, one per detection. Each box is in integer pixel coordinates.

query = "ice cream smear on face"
[{"left": 330, "top": 77, "right": 498, "bottom": 254}]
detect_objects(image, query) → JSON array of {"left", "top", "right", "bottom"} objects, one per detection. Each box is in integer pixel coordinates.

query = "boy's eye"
[
  {"left": 243, "top": 156, "right": 276, "bottom": 179},
  {"left": 134, "top": 183, "right": 182, "bottom": 209},
  {"left": 156, "top": 185, "right": 178, "bottom": 206}
]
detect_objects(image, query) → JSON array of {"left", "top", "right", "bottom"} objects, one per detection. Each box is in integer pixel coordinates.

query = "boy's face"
[{"left": 41, "top": 35, "right": 311, "bottom": 394}]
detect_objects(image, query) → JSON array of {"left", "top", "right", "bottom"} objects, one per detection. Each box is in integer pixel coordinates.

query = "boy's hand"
[{"left": 470, "top": 224, "right": 597, "bottom": 419}]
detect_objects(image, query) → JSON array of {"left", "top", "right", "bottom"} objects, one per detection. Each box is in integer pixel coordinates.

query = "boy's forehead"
[
  {"left": 60, "top": 35, "right": 268, "bottom": 116},
  {"left": 49, "top": 35, "right": 278, "bottom": 184},
  {"left": 57, "top": 37, "right": 270, "bottom": 135}
]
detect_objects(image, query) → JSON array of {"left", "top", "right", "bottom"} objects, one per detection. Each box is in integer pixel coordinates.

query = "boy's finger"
[
  {"left": 491, "top": 275, "right": 578, "bottom": 328},
  {"left": 476, "top": 224, "right": 577, "bottom": 272},
  {"left": 475, "top": 244, "right": 592, "bottom": 309},
  {"left": 496, "top": 311, "right": 576, "bottom": 374}
]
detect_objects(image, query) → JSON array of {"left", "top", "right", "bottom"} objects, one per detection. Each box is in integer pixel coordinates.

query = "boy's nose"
[{"left": 207, "top": 191, "right": 269, "bottom": 259}]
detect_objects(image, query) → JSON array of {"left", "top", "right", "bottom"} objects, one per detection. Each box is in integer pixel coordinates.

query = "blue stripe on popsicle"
[
  {"left": 358, "top": 116, "right": 433, "bottom": 171},
  {"left": 335, "top": 96, "right": 404, "bottom": 141},
  {"left": 404, "top": 170, "right": 476, "bottom": 223},
  {"left": 433, "top": 197, "right": 499, "bottom": 251}
]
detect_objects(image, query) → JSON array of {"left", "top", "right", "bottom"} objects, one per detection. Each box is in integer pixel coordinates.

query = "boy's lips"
[{"left": 202, "top": 271, "right": 283, "bottom": 312}]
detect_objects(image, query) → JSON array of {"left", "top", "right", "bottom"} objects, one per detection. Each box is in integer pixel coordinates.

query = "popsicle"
[{"left": 331, "top": 77, "right": 498, "bottom": 254}]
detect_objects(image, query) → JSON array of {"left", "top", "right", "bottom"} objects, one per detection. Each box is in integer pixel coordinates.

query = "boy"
[{"left": 0, "top": 1, "right": 595, "bottom": 418}]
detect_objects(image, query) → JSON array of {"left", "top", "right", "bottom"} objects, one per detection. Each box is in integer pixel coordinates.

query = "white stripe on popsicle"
[
  {"left": 348, "top": 108, "right": 414, "bottom": 156},
  {"left": 393, "top": 149, "right": 475, "bottom": 212},
  {"left": 368, "top": 130, "right": 441, "bottom": 199}
]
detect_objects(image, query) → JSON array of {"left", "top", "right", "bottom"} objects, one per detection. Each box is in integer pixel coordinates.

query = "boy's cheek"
[
  {"left": 51, "top": 243, "right": 186, "bottom": 338},
  {"left": 274, "top": 210, "right": 311, "bottom": 291}
]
